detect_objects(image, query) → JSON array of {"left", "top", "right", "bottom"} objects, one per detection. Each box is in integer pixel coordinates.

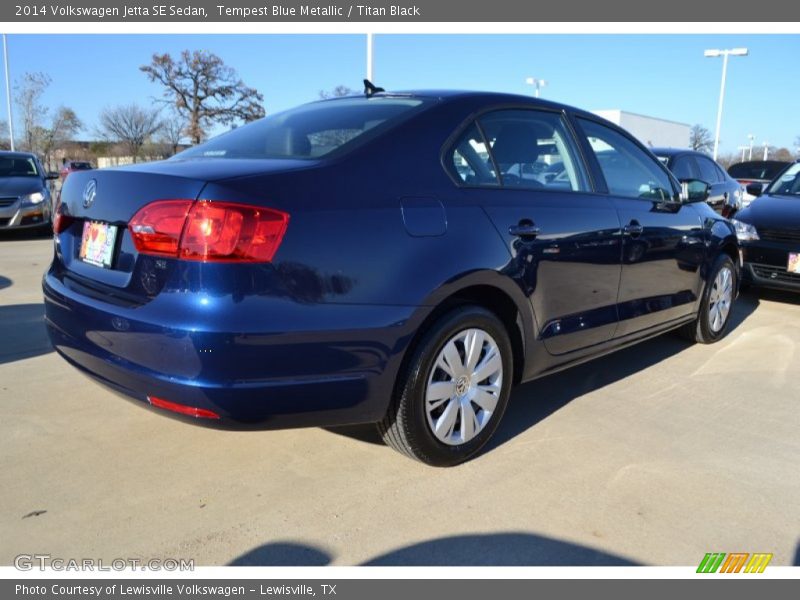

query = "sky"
[{"left": 4, "top": 33, "right": 800, "bottom": 156}]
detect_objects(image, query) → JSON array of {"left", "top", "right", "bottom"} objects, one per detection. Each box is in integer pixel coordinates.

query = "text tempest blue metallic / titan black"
[{"left": 43, "top": 89, "right": 740, "bottom": 465}]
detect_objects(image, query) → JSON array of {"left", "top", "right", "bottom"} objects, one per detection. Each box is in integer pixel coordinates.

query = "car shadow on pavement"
[
  {"left": 744, "top": 287, "right": 800, "bottom": 306},
  {"left": 488, "top": 294, "right": 759, "bottom": 452},
  {"left": 0, "top": 303, "right": 54, "bottom": 365},
  {"left": 228, "top": 532, "right": 638, "bottom": 566},
  {"left": 0, "top": 275, "right": 11, "bottom": 290},
  {"left": 327, "top": 294, "right": 760, "bottom": 452},
  {"left": 0, "top": 228, "right": 52, "bottom": 241}
]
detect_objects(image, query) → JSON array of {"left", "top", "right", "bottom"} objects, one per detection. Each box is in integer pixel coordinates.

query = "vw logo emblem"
[{"left": 83, "top": 179, "right": 97, "bottom": 209}]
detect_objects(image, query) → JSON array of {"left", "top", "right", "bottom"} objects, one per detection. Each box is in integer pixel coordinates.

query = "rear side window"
[
  {"left": 450, "top": 123, "right": 500, "bottom": 186},
  {"left": 477, "top": 110, "right": 586, "bottom": 192},
  {"left": 178, "top": 97, "right": 429, "bottom": 160},
  {"left": 669, "top": 155, "right": 700, "bottom": 180},
  {"left": 728, "top": 161, "right": 788, "bottom": 180},
  {"left": 696, "top": 156, "right": 722, "bottom": 184},
  {"left": 577, "top": 118, "right": 676, "bottom": 202},
  {"left": 448, "top": 109, "right": 586, "bottom": 192}
]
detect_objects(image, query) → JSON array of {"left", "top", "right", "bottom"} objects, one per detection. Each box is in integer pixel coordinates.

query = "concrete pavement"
[{"left": 1, "top": 234, "right": 798, "bottom": 567}]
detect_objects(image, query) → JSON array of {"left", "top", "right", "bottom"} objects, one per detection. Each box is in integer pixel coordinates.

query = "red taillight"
[
  {"left": 128, "top": 199, "right": 193, "bottom": 257},
  {"left": 128, "top": 200, "right": 289, "bottom": 262},
  {"left": 148, "top": 396, "right": 220, "bottom": 420},
  {"left": 53, "top": 199, "right": 74, "bottom": 234}
]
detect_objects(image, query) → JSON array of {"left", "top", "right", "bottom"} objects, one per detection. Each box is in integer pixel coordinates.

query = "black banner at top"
[{"left": 3, "top": 0, "right": 800, "bottom": 22}]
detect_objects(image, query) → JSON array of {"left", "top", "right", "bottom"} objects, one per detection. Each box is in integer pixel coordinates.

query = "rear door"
[
  {"left": 573, "top": 117, "right": 706, "bottom": 337},
  {"left": 448, "top": 108, "right": 622, "bottom": 355}
]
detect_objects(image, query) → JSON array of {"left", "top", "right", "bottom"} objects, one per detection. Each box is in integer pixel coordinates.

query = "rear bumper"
[{"left": 43, "top": 270, "right": 420, "bottom": 429}]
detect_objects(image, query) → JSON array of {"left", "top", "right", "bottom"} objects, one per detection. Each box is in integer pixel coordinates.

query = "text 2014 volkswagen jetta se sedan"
[{"left": 44, "top": 90, "right": 739, "bottom": 466}]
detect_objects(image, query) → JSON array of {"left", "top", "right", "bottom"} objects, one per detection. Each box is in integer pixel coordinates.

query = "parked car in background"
[
  {"left": 0, "top": 151, "right": 57, "bottom": 231},
  {"left": 728, "top": 160, "right": 792, "bottom": 207},
  {"left": 59, "top": 160, "right": 93, "bottom": 181},
  {"left": 44, "top": 90, "right": 739, "bottom": 466},
  {"left": 733, "top": 162, "right": 800, "bottom": 291},
  {"left": 653, "top": 148, "right": 743, "bottom": 217}
]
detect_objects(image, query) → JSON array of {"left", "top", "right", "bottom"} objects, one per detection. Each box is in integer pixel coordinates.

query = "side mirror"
[
  {"left": 746, "top": 182, "right": 764, "bottom": 197},
  {"left": 679, "top": 179, "right": 710, "bottom": 203}
]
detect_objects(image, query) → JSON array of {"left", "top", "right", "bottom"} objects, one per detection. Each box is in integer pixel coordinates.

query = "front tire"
[
  {"left": 679, "top": 254, "right": 737, "bottom": 344},
  {"left": 378, "top": 306, "right": 513, "bottom": 467}
]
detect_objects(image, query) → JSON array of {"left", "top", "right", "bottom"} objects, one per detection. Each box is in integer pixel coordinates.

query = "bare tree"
[
  {"left": 158, "top": 112, "right": 188, "bottom": 156},
  {"left": 689, "top": 124, "right": 714, "bottom": 153},
  {"left": 97, "top": 104, "right": 162, "bottom": 163},
  {"left": 140, "top": 50, "right": 265, "bottom": 144},
  {"left": 318, "top": 85, "right": 355, "bottom": 99},
  {"left": 0, "top": 120, "right": 9, "bottom": 150},
  {"left": 15, "top": 72, "right": 51, "bottom": 154},
  {"left": 40, "top": 107, "right": 82, "bottom": 170}
]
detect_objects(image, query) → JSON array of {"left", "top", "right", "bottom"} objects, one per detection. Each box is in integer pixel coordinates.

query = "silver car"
[{"left": 0, "top": 151, "right": 58, "bottom": 231}]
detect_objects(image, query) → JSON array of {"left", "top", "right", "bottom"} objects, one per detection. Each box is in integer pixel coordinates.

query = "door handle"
[
  {"left": 623, "top": 220, "right": 644, "bottom": 237},
  {"left": 508, "top": 221, "right": 541, "bottom": 238}
]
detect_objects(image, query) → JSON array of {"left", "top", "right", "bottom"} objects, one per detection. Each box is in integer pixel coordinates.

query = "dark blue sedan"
[{"left": 44, "top": 89, "right": 739, "bottom": 466}]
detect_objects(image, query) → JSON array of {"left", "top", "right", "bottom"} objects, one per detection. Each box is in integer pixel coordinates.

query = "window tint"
[
  {"left": 669, "top": 155, "right": 700, "bottom": 180},
  {"left": 450, "top": 123, "right": 500, "bottom": 186},
  {"left": 475, "top": 109, "right": 586, "bottom": 192},
  {"left": 728, "top": 161, "right": 789, "bottom": 180},
  {"left": 767, "top": 163, "right": 800, "bottom": 195},
  {"left": 179, "top": 97, "right": 428, "bottom": 160},
  {"left": 696, "top": 156, "right": 721, "bottom": 183},
  {"left": 0, "top": 156, "right": 39, "bottom": 177},
  {"left": 578, "top": 118, "right": 676, "bottom": 202}
]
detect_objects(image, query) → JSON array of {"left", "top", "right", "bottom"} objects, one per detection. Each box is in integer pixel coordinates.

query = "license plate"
[
  {"left": 788, "top": 252, "right": 800, "bottom": 274},
  {"left": 79, "top": 221, "right": 118, "bottom": 268}
]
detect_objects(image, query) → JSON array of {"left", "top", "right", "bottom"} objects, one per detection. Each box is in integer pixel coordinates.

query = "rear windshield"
[
  {"left": 0, "top": 156, "right": 39, "bottom": 177},
  {"left": 727, "top": 161, "right": 788, "bottom": 180},
  {"left": 177, "top": 97, "right": 429, "bottom": 160},
  {"left": 70, "top": 162, "right": 92, "bottom": 170}
]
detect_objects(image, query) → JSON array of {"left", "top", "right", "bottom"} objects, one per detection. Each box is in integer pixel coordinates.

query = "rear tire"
[
  {"left": 679, "top": 254, "right": 737, "bottom": 344},
  {"left": 378, "top": 306, "right": 513, "bottom": 467}
]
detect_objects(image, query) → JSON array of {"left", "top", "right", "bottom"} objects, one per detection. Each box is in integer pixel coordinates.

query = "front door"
[{"left": 574, "top": 117, "right": 706, "bottom": 337}]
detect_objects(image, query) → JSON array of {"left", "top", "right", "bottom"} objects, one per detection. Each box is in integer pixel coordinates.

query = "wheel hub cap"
[{"left": 425, "top": 328, "right": 503, "bottom": 446}]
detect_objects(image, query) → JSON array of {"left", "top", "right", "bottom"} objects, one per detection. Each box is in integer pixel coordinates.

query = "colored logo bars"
[{"left": 697, "top": 552, "right": 773, "bottom": 573}]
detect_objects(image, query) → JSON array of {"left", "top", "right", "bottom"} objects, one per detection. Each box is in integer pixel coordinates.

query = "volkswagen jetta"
[{"left": 44, "top": 89, "right": 739, "bottom": 466}]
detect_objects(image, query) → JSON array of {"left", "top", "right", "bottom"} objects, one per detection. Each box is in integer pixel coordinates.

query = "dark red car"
[{"left": 59, "top": 161, "right": 93, "bottom": 181}]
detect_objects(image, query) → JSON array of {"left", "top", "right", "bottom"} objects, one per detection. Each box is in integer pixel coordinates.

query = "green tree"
[{"left": 141, "top": 50, "right": 265, "bottom": 144}]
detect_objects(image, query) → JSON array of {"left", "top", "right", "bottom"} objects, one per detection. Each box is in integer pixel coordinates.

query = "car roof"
[
  {"left": 319, "top": 89, "right": 601, "bottom": 119},
  {"left": 0, "top": 151, "right": 37, "bottom": 159},
  {"left": 650, "top": 147, "right": 707, "bottom": 158}
]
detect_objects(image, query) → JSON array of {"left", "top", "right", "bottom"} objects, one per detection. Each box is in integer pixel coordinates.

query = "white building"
[{"left": 592, "top": 110, "right": 690, "bottom": 149}]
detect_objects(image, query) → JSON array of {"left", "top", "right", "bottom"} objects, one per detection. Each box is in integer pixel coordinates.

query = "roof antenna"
[{"left": 363, "top": 79, "right": 385, "bottom": 97}]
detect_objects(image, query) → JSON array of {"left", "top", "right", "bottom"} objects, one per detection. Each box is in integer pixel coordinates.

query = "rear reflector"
[
  {"left": 148, "top": 396, "right": 221, "bottom": 420},
  {"left": 129, "top": 200, "right": 289, "bottom": 262}
]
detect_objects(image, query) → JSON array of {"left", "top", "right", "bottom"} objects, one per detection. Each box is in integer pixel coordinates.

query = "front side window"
[
  {"left": 578, "top": 118, "right": 676, "bottom": 202},
  {"left": 178, "top": 97, "right": 429, "bottom": 160}
]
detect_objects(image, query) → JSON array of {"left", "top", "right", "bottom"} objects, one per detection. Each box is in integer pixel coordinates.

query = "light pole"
[
  {"left": 748, "top": 133, "right": 755, "bottom": 160},
  {"left": 366, "top": 33, "right": 373, "bottom": 81},
  {"left": 525, "top": 77, "right": 547, "bottom": 98},
  {"left": 2, "top": 34, "right": 13, "bottom": 151},
  {"left": 704, "top": 47, "right": 748, "bottom": 161},
  {"left": 738, "top": 145, "right": 748, "bottom": 162}
]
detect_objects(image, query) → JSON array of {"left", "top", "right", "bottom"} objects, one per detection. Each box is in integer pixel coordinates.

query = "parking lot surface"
[{"left": 1, "top": 233, "right": 799, "bottom": 567}]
